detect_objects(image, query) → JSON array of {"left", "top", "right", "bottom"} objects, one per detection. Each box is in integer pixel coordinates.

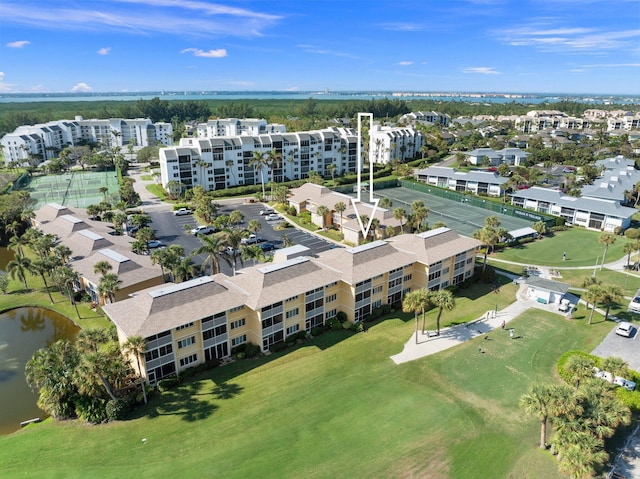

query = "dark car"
[{"left": 259, "top": 242, "right": 275, "bottom": 252}]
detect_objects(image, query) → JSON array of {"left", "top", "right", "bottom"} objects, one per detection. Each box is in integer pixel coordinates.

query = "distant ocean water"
[{"left": 1, "top": 91, "right": 638, "bottom": 105}]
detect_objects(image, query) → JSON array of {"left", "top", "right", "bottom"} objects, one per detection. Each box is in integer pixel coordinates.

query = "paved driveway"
[{"left": 591, "top": 321, "right": 640, "bottom": 371}]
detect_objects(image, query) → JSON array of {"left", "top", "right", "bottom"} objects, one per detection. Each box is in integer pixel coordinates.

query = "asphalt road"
[
  {"left": 146, "top": 199, "right": 338, "bottom": 276},
  {"left": 592, "top": 318, "right": 640, "bottom": 372}
]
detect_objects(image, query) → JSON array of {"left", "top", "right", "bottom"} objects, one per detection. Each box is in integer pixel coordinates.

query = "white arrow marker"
[{"left": 351, "top": 112, "right": 379, "bottom": 241}]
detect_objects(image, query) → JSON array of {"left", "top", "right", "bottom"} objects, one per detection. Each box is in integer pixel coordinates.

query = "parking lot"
[
  {"left": 591, "top": 319, "right": 640, "bottom": 372},
  {"left": 147, "top": 199, "right": 338, "bottom": 276}
]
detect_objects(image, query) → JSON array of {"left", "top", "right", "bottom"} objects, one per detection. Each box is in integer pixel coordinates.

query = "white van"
[{"left": 628, "top": 289, "right": 640, "bottom": 313}]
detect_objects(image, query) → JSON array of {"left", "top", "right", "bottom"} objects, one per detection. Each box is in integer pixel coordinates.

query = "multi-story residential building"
[
  {"left": 32, "top": 203, "right": 164, "bottom": 304},
  {"left": 369, "top": 125, "right": 424, "bottom": 164},
  {"left": 103, "top": 227, "right": 480, "bottom": 384},
  {"left": 415, "top": 166, "right": 508, "bottom": 197},
  {"left": 399, "top": 111, "right": 450, "bottom": 127},
  {"left": 514, "top": 110, "right": 590, "bottom": 133},
  {"left": 160, "top": 127, "right": 361, "bottom": 190},
  {"left": 195, "top": 118, "right": 286, "bottom": 137},
  {"left": 1, "top": 117, "right": 173, "bottom": 165}
]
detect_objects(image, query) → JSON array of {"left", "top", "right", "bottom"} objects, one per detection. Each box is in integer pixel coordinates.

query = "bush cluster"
[{"left": 157, "top": 375, "right": 181, "bottom": 392}]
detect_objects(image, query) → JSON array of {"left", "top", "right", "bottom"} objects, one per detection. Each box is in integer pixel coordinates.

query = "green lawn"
[
  {"left": 555, "top": 268, "right": 640, "bottom": 297},
  {"left": 494, "top": 228, "right": 632, "bottom": 267},
  {"left": 0, "top": 286, "right": 615, "bottom": 478}
]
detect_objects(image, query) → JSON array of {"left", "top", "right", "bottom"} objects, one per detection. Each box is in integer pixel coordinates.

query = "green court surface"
[
  {"left": 21, "top": 171, "right": 120, "bottom": 209},
  {"left": 371, "top": 186, "right": 533, "bottom": 236}
]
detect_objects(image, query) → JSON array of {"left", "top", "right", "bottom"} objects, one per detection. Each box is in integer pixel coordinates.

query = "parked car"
[
  {"left": 615, "top": 321, "right": 634, "bottom": 337},
  {"left": 614, "top": 376, "right": 637, "bottom": 391},
  {"left": 558, "top": 298, "right": 572, "bottom": 312},
  {"left": 191, "top": 225, "right": 215, "bottom": 235},
  {"left": 147, "top": 240, "right": 163, "bottom": 249},
  {"left": 562, "top": 166, "right": 576, "bottom": 173},
  {"left": 173, "top": 208, "right": 192, "bottom": 216},
  {"left": 265, "top": 213, "right": 282, "bottom": 221},
  {"left": 628, "top": 292, "right": 640, "bottom": 312},
  {"left": 259, "top": 208, "right": 275, "bottom": 216},
  {"left": 259, "top": 242, "right": 275, "bottom": 252},
  {"left": 241, "top": 234, "right": 262, "bottom": 245}
]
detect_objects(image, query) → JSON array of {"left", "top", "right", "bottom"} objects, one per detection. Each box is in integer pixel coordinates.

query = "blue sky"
[{"left": 1, "top": 0, "right": 639, "bottom": 95}]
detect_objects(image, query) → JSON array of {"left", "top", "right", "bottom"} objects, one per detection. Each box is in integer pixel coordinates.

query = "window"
[
  {"left": 179, "top": 354, "right": 197, "bottom": 367},
  {"left": 325, "top": 309, "right": 337, "bottom": 319},
  {"left": 232, "top": 334, "right": 247, "bottom": 346},
  {"left": 229, "top": 305, "right": 245, "bottom": 313},
  {"left": 325, "top": 294, "right": 337, "bottom": 303},
  {"left": 230, "top": 318, "right": 246, "bottom": 329},
  {"left": 177, "top": 336, "right": 195, "bottom": 349},
  {"left": 176, "top": 322, "right": 194, "bottom": 331},
  {"left": 372, "top": 300, "right": 382, "bottom": 309},
  {"left": 286, "top": 324, "right": 299, "bottom": 335},
  {"left": 372, "top": 285, "right": 383, "bottom": 295},
  {"left": 286, "top": 308, "right": 299, "bottom": 319},
  {"left": 403, "top": 274, "right": 412, "bottom": 282},
  {"left": 285, "top": 295, "right": 298, "bottom": 303}
]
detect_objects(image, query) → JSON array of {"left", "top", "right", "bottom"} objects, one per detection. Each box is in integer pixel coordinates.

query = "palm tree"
[
  {"left": 98, "top": 273, "right": 121, "bottom": 304},
  {"left": 93, "top": 260, "right": 112, "bottom": 277},
  {"left": 520, "top": 383, "right": 570, "bottom": 449},
  {"left": 53, "top": 244, "right": 72, "bottom": 265},
  {"left": 7, "top": 252, "right": 32, "bottom": 292},
  {"left": 194, "top": 233, "right": 225, "bottom": 275},
  {"left": 316, "top": 205, "right": 330, "bottom": 229},
  {"left": 219, "top": 229, "right": 245, "bottom": 276},
  {"left": 8, "top": 234, "right": 30, "bottom": 256},
  {"left": 31, "top": 256, "right": 56, "bottom": 303},
  {"left": 281, "top": 233, "right": 294, "bottom": 248},
  {"left": 379, "top": 197, "right": 393, "bottom": 209},
  {"left": 249, "top": 150, "right": 269, "bottom": 199},
  {"left": 229, "top": 210, "right": 244, "bottom": 228},
  {"left": 583, "top": 285, "right": 603, "bottom": 325},
  {"left": 564, "top": 355, "right": 595, "bottom": 391},
  {"left": 52, "top": 265, "right": 81, "bottom": 319},
  {"left": 334, "top": 201, "right": 346, "bottom": 233},
  {"left": 5, "top": 221, "right": 21, "bottom": 239},
  {"left": 431, "top": 289, "right": 455, "bottom": 336},
  {"left": 402, "top": 290, "right": 424, "bottom": 344},
  {"left": 393, "top": 208, "right": 407, "bottom": 234},
  {"left": 623, "top": 241, "right": 638, "bottom": 268},
  {"left": 248, "top": 219, "right": 262, "bottom": 236},
  {"left": 172, "top": 257, "right": 194, "bottom": 283},
  {"left": 242, "top": 245, "right": 265, "bottom": 266},
  {"left": 598, "top": 232, "right": 616, "bottom": 269},
  {"left": 326, "top": 163, "right": 336, "bottom": 182},
  {"left": 600, "top": 357, "right": 629, "bottom": 384},
  {"left": 599, "top": 285, "right": 622, "bottom": 321},
  {"left": 474, "top": 226, "right": 499, "bottom": 273},
  {"left": 122, "top": 336, "right": 148, "bottom": 404}
]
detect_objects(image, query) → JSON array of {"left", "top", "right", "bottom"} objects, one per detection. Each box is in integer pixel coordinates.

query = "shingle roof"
[
  {"left": 388, "top": 227, "right": 481, "bottom": 265},
  {"left": 525, "top": 276, "right": 570, "bottom": 294}
]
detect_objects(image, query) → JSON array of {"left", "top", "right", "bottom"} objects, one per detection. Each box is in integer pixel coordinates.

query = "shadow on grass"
[{"left": 135, "top": 381, "right": 219, "bottom": 423}]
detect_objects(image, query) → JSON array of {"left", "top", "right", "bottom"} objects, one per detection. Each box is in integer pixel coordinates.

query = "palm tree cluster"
[
  {"left": 473, "top": 216, "right": 510, "bottom": 272},
  {"left": 402, "top": 288, "right": 455, "bottom": 343},
  {"left": 25, "top": 327, "right": 140, "bottom": 423},
  {"left": 520, "top": 355, "right": 631, "bottom": 479}
]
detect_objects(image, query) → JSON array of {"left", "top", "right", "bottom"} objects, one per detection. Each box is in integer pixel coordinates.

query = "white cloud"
[
  {"left": 97, "top": 47, "right": 111, "bottom": 55},
  {"left": 0, "top": 2, "right": 282, "bottom": 38},
  {"left": 71, "top": 82, "right": 92, "bottom": 92},
  {"left": 6, "top": 40, "right": 30, "bottom": 48},
  {"left": 284, "top": 86, "right": 299, "bottom": 91},
  {"left": 0, "top": 72, "right": 13, "bottom": 92},
  {"left": 379, "top": 23, "right": 426, "bottom": 32},
  {"left": 180, "top": 48, "right": 227, "bottom": 58},
  {"left": 463, "top": 66, "right": 500, "bottom": 74},
  {"left": 398, "top": 61, "right": 413, "bottom": 66},
  {"left": 297, "top": 44, "right": 357, "bottom": 59}
]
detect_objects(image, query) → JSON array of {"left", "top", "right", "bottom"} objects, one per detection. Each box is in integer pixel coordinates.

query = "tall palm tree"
[
  {"left": 7, "top": 252, "right": 32, "bottom": 292},
  {"left": 31, "top": 256, "right": 56, "bottom": 303},
  {"left": 229, "top": 210, "right": 244, "bottom": 228},
  {"left": 583, "top": 285, "right": 603, "bottom": 325},
  {"left": 98, "top": 273, "right": 121, "bottom": 304},
  {"left": 598, "top": 232, "right": 616, "bottom": 269},
  {"left": 402, "top": 290, "right": 425, "bottom": 344},
  {"left": 623, "top": 241, "right": 639, "bottom": 268},
  {"left": 474, "top": 226, "right": 499, "bottom": 273},
  {"left": 8, "top": 234, "right": 30, "bottom": 256},
  {"left": 248, "top": 219, "right": 262, "bottom": 236},
  {"left": 316, "top": 205, "right": 330, "bottom": 229},
  {"left": 431, "top": 289, "right": 455, "bottom": 336},
  {"left": 242, "top": 245, "right": 265, "bottom": 266},
  {"left": 520, "top": 383, "right": 567, "bottom": 449},
  {"left": 31, "top": 234, "right": 55, "bottom": 261},
  {"left": 334, "top": 201, "right": 346, "bottom": 233},
  {"left": 194, "top": 233, "right": 225, "bottom": 275},
  {"left": 564, "top": 355, "right": 595, "bottom": 391},
  {"left": 172, "top": 257, "right": 194, "bottom": 283},
  {"left": 53, "top": 265, "right": 81, "bottom": 319},
  {"left": 393, "top": 208, "right": 407, "bottom": 234},
  {"left": 219, "top": 229, "right": 245, "bottom": 276},
  {"left": 122, "top": 336, "right": 148, "bottom": 404},
  {"left": 249, "top": 150, "right": 269, "bottom": 199},
  {"left": 599, "top": 285, "right": 622, "bottom": 321},
  {"left": 600, "top": 357, "right": 629, "bottom": 384},
  {"left": 150, "top": 248, "right": 170, "bottom": 282},
  {"left": 53, "top": 244, "right": 72, "bottom": 265}
]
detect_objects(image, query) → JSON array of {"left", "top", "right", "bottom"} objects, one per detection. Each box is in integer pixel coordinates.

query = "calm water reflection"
[{"left": 0, "top": 307, "right": 79, "bottom": 435}]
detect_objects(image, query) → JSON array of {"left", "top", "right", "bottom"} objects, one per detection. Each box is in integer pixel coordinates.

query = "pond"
[
  {"left": 0, "top": 307, "right": 79, "bottom": 435},
  {"left": 0, "top": 246, "right": 15, "bottom": 270}
]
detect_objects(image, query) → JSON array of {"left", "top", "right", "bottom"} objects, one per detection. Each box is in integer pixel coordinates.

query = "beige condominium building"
[{"left": 103, "top": 228, "right": 480, "bottom": 385}]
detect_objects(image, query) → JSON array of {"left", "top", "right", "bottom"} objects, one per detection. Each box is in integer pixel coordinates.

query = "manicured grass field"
[
  {"left": 0, "top": 298, "right": 613, "bottom": 478},
  {"left": 494, "top": 228, "right": 632, "bottom": 267}
]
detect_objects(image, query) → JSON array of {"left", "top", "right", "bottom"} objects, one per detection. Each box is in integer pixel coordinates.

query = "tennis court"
[
  {"left": 21, "top": 170, "right": 120, "bottom": 209},
  {"left": 371, "top": 186, "right": 534, "bottom": 237}
]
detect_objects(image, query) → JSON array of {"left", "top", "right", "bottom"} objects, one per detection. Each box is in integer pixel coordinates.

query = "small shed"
[
  {"left": 524, "top": 276, "right": 570, "bottom": 304},
  {"left": 508, "top": 226, "right": 538, "bottom": 243}
]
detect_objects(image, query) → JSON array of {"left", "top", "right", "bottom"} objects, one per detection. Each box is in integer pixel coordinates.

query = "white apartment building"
[
  {"left": 514, "top": 110, "right": 590, "bottom": 133},
  {"left": 195, "top": 118, "right": 286, "bottom": 138},
  {"left": 1, "top": 116, "right": 173, "bottom": 165},
  {"left": 399, "top": 111, "right": 450, "bottom": 127},
  {"left": 159, "top": 125, "right": 423, "bottom": 191}
]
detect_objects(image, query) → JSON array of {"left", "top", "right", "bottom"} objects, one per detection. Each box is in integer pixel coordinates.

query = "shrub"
[
  {"left": 105, "top": 395, "right": 135, "bottom": 421},
  {"left": 616, "top": 388, "right": 640, "bottom": 413},
  {"left": 244, "top": 342, "right": 261, "bottom": 358},
  {"left": 270, "top": 341, "right": 288, "bottom": 353},
  {"left": 336, "top": 311, "right": 348, "bottom": 323},
  {"left": 75, "top": 396, "right": 108, "bottom": 424},
  {"left": 157, "top": 375, "right": 181, "bottom": 392},
  {"left": 295, "top": 330, "right": 308, "bottom": 341},
  {"left": 625, "top": 228, "right": 640, "bottom": 240},
  {"left": 235, "top": 351, "right": 246, "bottom": 360},
  {"left": 343, "top": 321, "right": 353, "bottom": 330},
  {"left": 327, "top": 317, "right": 342, "bottom": 330},
  {"left": 557, "top": 350, "right": 596, "bottom": 383},
  {"left": 231, "top": 343, "right": 247, "bottom": 355},
  {"left": 311, "top": 326, "right": 324, "bottom": 336}
]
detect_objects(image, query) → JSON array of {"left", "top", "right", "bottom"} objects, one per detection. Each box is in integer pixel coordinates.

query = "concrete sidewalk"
[{"left": 391, "top": 282, "right": 572, "bottom": 364}]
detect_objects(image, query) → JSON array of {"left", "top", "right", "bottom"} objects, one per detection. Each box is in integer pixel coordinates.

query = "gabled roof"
[
  {"left": 525, "top": 276, "right": 570, "bottom": 294},
  {"left": 388, "top": 228, "right": 481, "bottom": 265},
  {"left": 103, "top": 276, "right": 248, "bottom": 338},
  {"left": 315, "top": 240, "right": 414, "bottom": 284}
]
